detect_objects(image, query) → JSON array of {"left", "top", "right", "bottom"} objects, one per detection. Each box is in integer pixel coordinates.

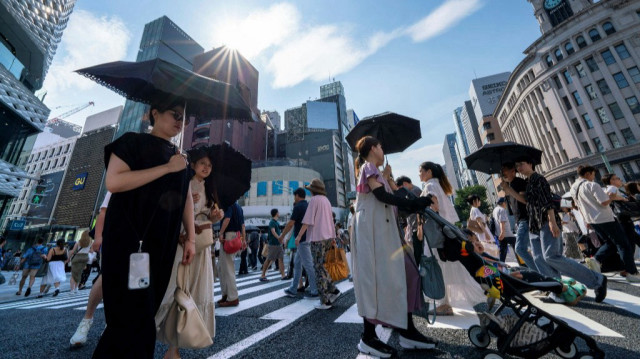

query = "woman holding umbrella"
[
  {"left": 352, "top": 136, "right": 436, "bottom": 358},
  {"left": 156, "top": 148, "right": 224, "bottom": 359},
  {"left": 94, "top": 98, "right": 196, "bottom": 359}
]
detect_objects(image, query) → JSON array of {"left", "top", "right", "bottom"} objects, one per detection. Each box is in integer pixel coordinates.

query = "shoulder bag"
[
  {"left": 222, "top": 205, "right": 243, "bottom": 254},
  {"left": 193, "top": 213, "right": 214, "bottom": 253},
  {"left": 419, "top": 217, "right": 446, "bottom": 324},
  {"left": 162, "top": 264, "right": 213, "bottom": 349}
]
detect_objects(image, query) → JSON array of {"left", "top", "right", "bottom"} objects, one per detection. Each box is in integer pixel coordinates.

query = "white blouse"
[{"left": 422, "top": 178, "right": 460, "bottom": 224}]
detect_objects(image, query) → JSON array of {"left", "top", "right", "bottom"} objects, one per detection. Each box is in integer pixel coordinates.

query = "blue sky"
[{"left": 43, "top": 0, "right": 542, "bottom": 184}]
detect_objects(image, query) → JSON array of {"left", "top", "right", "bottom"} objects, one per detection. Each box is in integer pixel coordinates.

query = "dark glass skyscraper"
[{"left": 115, "top": 16, "right": 204, "bottom": 138}]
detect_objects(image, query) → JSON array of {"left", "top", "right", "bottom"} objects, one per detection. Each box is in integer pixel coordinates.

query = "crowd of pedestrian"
[{"left": 2, "top": 109, "right": 640, "bottom": 359}]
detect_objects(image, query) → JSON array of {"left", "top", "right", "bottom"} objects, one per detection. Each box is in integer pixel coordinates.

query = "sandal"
[{"left": 259, "top": 277, "right": 269, "bottom": 282}]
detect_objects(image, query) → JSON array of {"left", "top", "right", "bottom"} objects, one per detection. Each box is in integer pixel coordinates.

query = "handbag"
[
  {"left": 161, "top": 264, "right": 213, "bottom": 349},
  {"left": 261, "top": 243, "right": 269, "bottom": 258},
  {"left": 611, "top": 200, "right": 640, "bottom": 219},
  {"left": 87, "top": 252, "right": 97, "bottom": 265},
  {"left": 287, "top": 235, "right": 296, "bottom": 250},
  {"left": 223, "top": 231, "right": 243, "bottom": 254},
  {"left": 422, "top": 215, "right": 446, "bottom": 249},
  {"left": 324, "top": 245, "right": 349, "bottom": 282},
  {"left": 418, "top": 220, "right": 445, "bottom": 324},
  {"left": 466, "top": 218, "right": 483, "bottom": 234}
]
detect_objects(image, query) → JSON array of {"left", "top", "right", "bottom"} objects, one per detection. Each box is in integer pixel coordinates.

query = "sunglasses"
[{"left": 167, "top": 109, "right": 190, "bottom": 125}]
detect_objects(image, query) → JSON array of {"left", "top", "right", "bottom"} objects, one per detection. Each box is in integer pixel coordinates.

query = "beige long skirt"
[{"left": 155, "top": 244, "right": 215, "bottom": 344}]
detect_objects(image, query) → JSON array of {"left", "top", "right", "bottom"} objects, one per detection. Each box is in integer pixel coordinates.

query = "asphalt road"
[{"left": 1, "top": 261, "right": 639, "bottom": 359}]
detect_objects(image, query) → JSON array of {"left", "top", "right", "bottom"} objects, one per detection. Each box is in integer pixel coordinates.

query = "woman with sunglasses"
[{"left": 93, "top": 98, "right": 196, "bottom": 359}]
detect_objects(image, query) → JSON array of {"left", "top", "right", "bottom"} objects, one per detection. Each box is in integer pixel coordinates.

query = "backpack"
[
  {"left": 489, "top": 215, "right": 498, "bottom": 237},
  {"left": 27, "top": 246, "right": 44, "bottom": 268}
]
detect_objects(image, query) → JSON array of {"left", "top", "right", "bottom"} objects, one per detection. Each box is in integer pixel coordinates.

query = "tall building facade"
[
  {"left": 182, "top": 46, "right": 265, "bottom": 161},
  {"left": 0, "top": 0, "right": 76, "bottom": 230},
  {"left": 53, "top": 107, "right": 122, "bottom": 228},
  {"left": 452, "top": 107, "right": 477, "bottom": 186},
  {"left": 115, "top": 16, "right": 204, "bottom": 138},
  {"left": 496, "top": 0, "right": 640, "bottom": 193},
  {"left": 442, "top": 133, "right": 462, "bottom": 191}
]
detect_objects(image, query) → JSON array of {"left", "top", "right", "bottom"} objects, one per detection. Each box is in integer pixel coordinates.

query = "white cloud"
[
  {"left": 387, "top": 143, "right": 445, "bottom": 185},
  {"left": 208, "top": 3, "right": 301, "bottom": 60},
  {"left": 268, "top": 26, "right": 400, "bottom": 88},
  {"left": 406, "top": 0, "right": 483, "bottom": 42},
  {"left": 43, "top": 10, "right": 130, "bottom": 101}
]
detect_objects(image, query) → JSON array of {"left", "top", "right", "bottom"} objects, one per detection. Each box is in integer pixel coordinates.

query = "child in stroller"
[{"left": 421, "top": 209, "right": 604, "bottom": 359}]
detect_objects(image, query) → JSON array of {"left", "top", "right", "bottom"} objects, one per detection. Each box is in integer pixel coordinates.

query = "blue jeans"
[
  {"left": 288, "top": 241, "right": 318, "bottom": 295},
  {"left": 515, "top": 221, "right": 537, "bottom": 270},
  {"left": 529, "top": 233, "right": 558, "bottom": 278},
  {"left": 539, "top": 223, "right": 603, "bottom": 289},
  {"left": 592, "top": 221, "right": 639, "bottom": 275}
]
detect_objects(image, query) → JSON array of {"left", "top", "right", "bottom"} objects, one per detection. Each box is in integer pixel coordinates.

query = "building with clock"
[{"left": 494, "top": 0, "right": 640, "bottom": 193}]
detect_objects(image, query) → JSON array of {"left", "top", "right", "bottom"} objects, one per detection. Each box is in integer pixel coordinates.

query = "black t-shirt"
[
  {"left": 290, "top": 200, "right": 308, "bottom": 243},
  {"left": 509, "top": 177, "right": 529, "bottom": 222}
]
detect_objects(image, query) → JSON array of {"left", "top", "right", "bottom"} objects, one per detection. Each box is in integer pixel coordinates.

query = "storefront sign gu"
[{"left": 73, "top": 172, "right": 88, "bottom": 191}]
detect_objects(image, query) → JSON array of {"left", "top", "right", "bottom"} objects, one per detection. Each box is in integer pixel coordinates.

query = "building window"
[
  {"left": 585, "top": 56, "right": 599, "bottom": 72},
  {"left": 597, "top": 79, "right": 611, "bottom": 95},
  {"left": 608, "top": 133, "right": 622, "bottom": 148},
  {"left": 572, "top": 91, "right": 583, "bottom": 106},
  {"left": 585, "top": 84, "right": 597, "bottom": 100},
  {"left": 615, "top": 43, "right": 630, "bottom": 60},
  {"left": 608, "top": 102, "right": 624, "bottom": 120},
  {"left": 483, "top": 122, "right": 491, "bottom": 130},
  {"left": 552, "top": 75, "right": 562, "bottom": 89},
  {"left": 626, "top": 96, "right": 640, "bottom": 114},
  {"left": 574, "top": 63, "right": 586, "bottom": 78},
  {"left": 288, "top": 181, "right": 299, "bottom": 191},
  {"left": 60, "top": 157, "right": 65, "bottom": 166},
  {"left": 613, "top": 72, "right": 629, "bottom": 89},
  {"left": 621, "top": 163, "right": 635, "bottom": 181},
  {"left": 545, "top": 55, "right": 553, "bottom": 68},
  {"left": 601, "top": 50, "right": 616, "bottom": 65},
  {"left": 555, "top": 48, "right": 563, "bottom": 61},
  {"left": 486, "top": 133, "right": 495, "bottom": 141},
  {"left": 628, "top": 67, "right": 640, "bottom": 83},
  {"left": 272, "top": 180, "right": 283, "bottom": 195},
  {"left": 589, "top": 28, "right": 601, "bottom": 42},
  {"left": 582, "top": 113, "right": 594, "bottom": 129},
  {"left": 572, "top": 118, "right": 582, "bottom": 133},
  {"left": 596, "top": 108, "right": 610, "bottom": 124},
  {"left": 52, "top": 159, "right": 58, "bottom": 168},
  {"left": 563, "top": 70, "right": 572, "bottom": 84},
  {"left": 565, "top": 42, "right": 575, "bottom": 55},
  {"left": 593, "top": 137, "right": 604, "bottom": 152},
  {"left": 64, "top": 144, "right": 70, "bottom": 153},
  {"left": 257, "top": 181, "right": 267, "bottom": 196},
  {"left": 602, "top": 22, "right": 616, "bottom": 35},
  {"left": 621, "top": 128, "right": 637, "bottom": 144},
  {"left": 576, "top": 36, "right": 587, "bottom": 49},
  {"left": 562, "top": 96, "right": 572, "bottom": 110}
]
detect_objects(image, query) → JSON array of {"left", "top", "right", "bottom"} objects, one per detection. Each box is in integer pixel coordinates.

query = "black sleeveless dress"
[{"left": 93, "top": 132, "right": 188, "bottom": 359}]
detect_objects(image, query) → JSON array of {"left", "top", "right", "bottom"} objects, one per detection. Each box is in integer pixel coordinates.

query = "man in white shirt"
[
  {"left": 570, "top": 166, "right": 640, "bottom": 282},
  {"left": 492, "top": 198, "right": 516, "bottom": 262}
]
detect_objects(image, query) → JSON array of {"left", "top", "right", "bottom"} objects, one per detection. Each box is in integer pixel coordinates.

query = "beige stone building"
[{"left": 495, "top": 0, "right": 640, "bottom": 193}]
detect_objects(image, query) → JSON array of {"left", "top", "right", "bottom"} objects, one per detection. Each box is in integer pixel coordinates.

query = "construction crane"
[{"left": 46, "top": 101, "right": 95, "bottom": 125}]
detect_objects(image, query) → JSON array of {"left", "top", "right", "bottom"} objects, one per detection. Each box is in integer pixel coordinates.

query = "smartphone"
[{"left": 128, "top": 252, "right": 150, "bottom": 290}]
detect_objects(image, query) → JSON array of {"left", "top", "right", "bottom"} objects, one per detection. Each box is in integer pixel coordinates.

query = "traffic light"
[{"left": 31, "top": 182, "right": 46, "bottom": 205}]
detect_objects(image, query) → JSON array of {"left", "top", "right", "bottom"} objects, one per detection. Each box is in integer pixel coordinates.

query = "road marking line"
[
  {"left": 585, "top": 288, "right": 640, "bottom": 317},
  {"left": 20, "top": 297, "right": 90, "bottom": 309},
  {"left": 524, "top": 293, "right": 623, "bottom": 337},
  {"left": 0, "top": 294, "right": 89, "bottom": 310},
  {"left": 335, "top": 303, "right": 360, "bottom": 323},
  {"left": 207, "top": 318, "right": 295, "bottom": 359},
  {"left": 74, "top": 303, "right": 104, "bottom": 311},
  {"left": 215, "top": 287, "right": 287, "bottom": 316},
  {"left": 214, "top": 279, "right": 289, "bottom": 303}
]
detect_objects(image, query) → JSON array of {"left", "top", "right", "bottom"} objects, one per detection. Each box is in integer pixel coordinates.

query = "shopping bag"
[{"left": 324, "top": 246, "right": 348, "bottom": 282}]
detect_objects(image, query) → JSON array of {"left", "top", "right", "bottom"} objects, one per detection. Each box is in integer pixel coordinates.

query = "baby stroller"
[{"left": 420, "top": 209, "right": 604, "bottom": 359}]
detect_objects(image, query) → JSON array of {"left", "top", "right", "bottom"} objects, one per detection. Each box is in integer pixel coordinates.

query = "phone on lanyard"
[{"left": 128, "top": 241, "right": 150, "bottom": 290}]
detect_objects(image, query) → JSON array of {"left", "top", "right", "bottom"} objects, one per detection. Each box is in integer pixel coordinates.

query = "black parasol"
[
  {"left": 346, "top": 112, "right": 421, "bottom": 154},
  {"left": 464, "top": 142, "right": 543, "bottom": 174}
]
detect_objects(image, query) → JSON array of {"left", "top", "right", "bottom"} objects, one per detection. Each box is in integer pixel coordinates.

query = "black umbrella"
[
  {"left": 206, "top": 142, "right": 252, "bottom": 210},
  {"left": 75, "top": 58, "right": 252, "bottom": 120},
  {"left": 346, "top": 112, "right": 421, "bottom": 154},
  {"left": 464, "top": 141, "right": 543, "bottom": 174}
]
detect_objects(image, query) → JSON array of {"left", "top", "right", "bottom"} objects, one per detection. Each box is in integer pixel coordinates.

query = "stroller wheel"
[
  {"left": 482, "top": 350, "right": 504, "bottom": 359},
  {"left": 555, "top": 342, "right": 578, "bottom": 358},
  {"left": 468, "top": 325, "right": 490, "bottom": 348}
]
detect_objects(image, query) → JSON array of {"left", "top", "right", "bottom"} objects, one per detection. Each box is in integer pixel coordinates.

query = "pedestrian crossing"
[{"left": 2, "top": 267, "right": 640, "bottom": 358}]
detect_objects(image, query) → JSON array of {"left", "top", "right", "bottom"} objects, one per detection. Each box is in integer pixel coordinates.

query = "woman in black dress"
[{"left": 93, "top": 99, "right": 196, "bottom": 359}]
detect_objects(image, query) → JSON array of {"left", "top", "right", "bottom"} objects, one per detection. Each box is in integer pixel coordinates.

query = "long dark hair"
[
  {"left": 420, "top": 161, "right": 453, "bottom": 195},
  {"left": 189, "top": 149, "right": 216, "bottom": 208},
  {"left": 354, "top": 136, "right": 381, "bottom": 179}
]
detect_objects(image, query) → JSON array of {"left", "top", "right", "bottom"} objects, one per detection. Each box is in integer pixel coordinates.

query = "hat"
[
  {"left": 305, "top": 178, "right": 326, "bottom": 196},
  {"left": 496, "top": 197, "right": 507, "bottom": 205}
]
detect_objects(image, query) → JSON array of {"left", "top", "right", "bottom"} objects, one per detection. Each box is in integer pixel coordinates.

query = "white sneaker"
[
  {"left": 314, "top": 301, "right": 332, "bottom": 310},
  {"left": 70, "top": 318, "right": 93, "bottom": 347},
  {"left": 329, "top": 290, "right": 341, "bottom": 304},
  {"left": 548, "top": 292, "right": 566, "bottom": 303},
  {"left": 585, "top": 258, "right": 601, "bottom": 273},
  {"left": 626, "top": 273, "right": 640, "bottom": 283}
]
